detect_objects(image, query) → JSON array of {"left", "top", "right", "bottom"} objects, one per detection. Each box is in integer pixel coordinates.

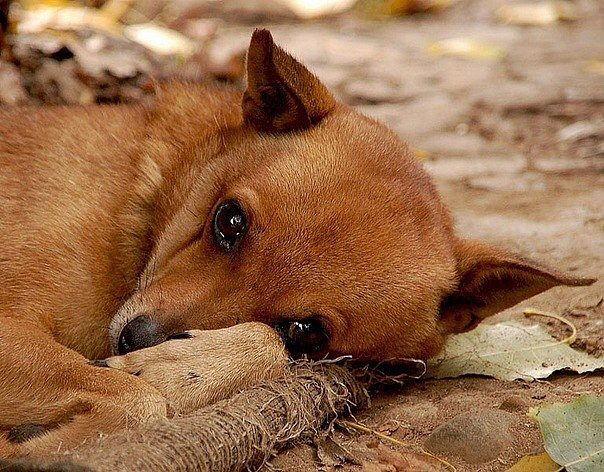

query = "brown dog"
[{"left": 0, "top": 29, "right": 594, "bottom": 457}]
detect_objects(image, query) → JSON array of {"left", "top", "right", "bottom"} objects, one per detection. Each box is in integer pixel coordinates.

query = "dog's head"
[{"left": 109, "top": 30, "right": 594, "bottom": 360}]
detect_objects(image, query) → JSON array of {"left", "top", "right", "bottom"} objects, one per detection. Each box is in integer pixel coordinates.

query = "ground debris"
[
  {"left": 427, "top": 37, "right": 505, "bottom": 61},
  {"left": 427, "top": 317, "right": 603, "bottom": 381},
  {"left": 363, "top": 443, "right": 449, "bottom": 471},
  {"left": 497, "top": 1, "right": 578, "bottom": 26},
  {"left": 529, "top": 395, "right": 604, "bottom": 472},
  {"left": 0, "top": 1, "right": 242, "bottom": 107},
  {"left": 506, "top": 452, "right": 559, "bottom": 472},
  {"left": 314, "top": 435, "right": 361, "bottom": 468}
]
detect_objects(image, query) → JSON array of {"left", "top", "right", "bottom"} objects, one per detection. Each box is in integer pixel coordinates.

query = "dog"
[{"left": 0, "top": 29, "right": 594, "bottom": 457}]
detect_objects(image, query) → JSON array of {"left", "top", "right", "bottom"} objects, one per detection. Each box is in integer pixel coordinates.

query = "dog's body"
[{"left": 0, "top": 30, "right": 594, "bottom": 457}]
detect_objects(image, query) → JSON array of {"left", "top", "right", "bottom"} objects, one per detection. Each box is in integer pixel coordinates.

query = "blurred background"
[{"left": 0, "top": 0, "right": 601, "bottom": 164}]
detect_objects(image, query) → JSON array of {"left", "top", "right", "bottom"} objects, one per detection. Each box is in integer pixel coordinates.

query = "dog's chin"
[{"left": 108, "top": 300, "right": 140, "bottom": 355}]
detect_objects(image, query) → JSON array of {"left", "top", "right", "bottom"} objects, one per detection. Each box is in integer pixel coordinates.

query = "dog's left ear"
[
  {"left": 439, "top": 238, "right": 596, "bottom": 334},
  {"left": 242, "top": 29, "right": 336, "bottom": 133}
]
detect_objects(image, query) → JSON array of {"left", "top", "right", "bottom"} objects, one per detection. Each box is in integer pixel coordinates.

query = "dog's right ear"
[
  {"left": 439, "top": 238, "right": 596, "bottom": 334},
  {"left": 242, "top": 29, "right": 336, "bottom": 133}
]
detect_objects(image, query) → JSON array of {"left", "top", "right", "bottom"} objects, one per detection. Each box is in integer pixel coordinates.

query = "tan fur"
[
  {"left": 0, "top": 29, "right": 594, "bottom": 457},
  {"left": 102, "top": 323, "right": 287, "bottom": 416}
]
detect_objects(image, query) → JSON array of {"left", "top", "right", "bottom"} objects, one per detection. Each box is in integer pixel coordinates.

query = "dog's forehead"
[{"left": 239, "top": 112, "right": 414, "bottom": 203}]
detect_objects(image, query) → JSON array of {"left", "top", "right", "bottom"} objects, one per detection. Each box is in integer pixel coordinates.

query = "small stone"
[
  {"left": 425, "top": 409, "right": 514, "bottom": 464},
  {"left": 499, "top": 395, "right": 530, "bottom": 412}
]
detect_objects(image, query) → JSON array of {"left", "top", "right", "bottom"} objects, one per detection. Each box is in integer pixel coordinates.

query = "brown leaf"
[{"left": 315, "top": 436, "right": 361, "bottom": 468}]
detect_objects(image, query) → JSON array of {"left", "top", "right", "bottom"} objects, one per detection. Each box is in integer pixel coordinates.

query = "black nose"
[{"left": 117, "top": 314, "right": 165, "bottom": 355}]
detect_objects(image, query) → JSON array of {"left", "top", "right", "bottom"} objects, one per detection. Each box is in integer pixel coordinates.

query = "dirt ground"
[
  {"left": 1, "top": 1, "right": 602, "bottom": 470},
  {"left": 197, "top": 2, "right": 604, "bottom": 471}
]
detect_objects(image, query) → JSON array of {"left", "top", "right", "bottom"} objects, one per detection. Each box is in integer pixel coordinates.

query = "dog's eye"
[
  {"left": 275, "top": 318, "right": 329, "bottom": 355},
  {"left": 212, "top": 199, "right": 247, "bottom": 252}
]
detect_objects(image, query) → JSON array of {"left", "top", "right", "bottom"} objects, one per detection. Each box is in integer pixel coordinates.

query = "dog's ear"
[
  {"left": 242, "top": 29, "right": 336, "bottom": 132},
  {"left": 439, "top": 238, "right": 596, "bottom": 334}
]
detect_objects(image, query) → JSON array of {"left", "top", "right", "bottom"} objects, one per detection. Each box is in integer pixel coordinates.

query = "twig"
[{"left": 523, "top": 308, "right": 578, "bottom": 344}]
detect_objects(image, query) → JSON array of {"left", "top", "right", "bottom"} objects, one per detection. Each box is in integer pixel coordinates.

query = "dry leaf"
[
  {"left": 506, "top": 452, "right": 559, "bottom": 471},
  {"left": 529, "top": 396, "right": 604, "bottom": 472},
  {"left": 583, "top": 60, "right": 604, "bottom": 76},
  {"left": 427, "top": 38, "right": 505, "bottom": 60},
  {"left": 16, "top": 6, "right": 121, "bottom": 35},
  {"left": 282, "top": 0, "right": 356, "bottom": 19},
  {"left": 315, "top": 436, "right": 360, "bottom": 467},
  {"left": 411, "top": 147, "right": 430, "bottom": 160},
  {"left": 427, "top": 321, "right": 603, "bottom": 381},
  {"left": 124, "top": 23, "right": 197, "bottom": 57},
  {"left": 100, "top": 0, "right": 135, "bottom": 22},
  {"left": 357, "top": 0, "right": 454, "bottom": 17},
  {"left": 498, "top": 1, "right": 578, "bottom": 26}
]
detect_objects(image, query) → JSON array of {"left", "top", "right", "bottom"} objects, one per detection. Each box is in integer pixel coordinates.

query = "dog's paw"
[{"left": 95, "top": 322, "right": 288, "bottom": 415}]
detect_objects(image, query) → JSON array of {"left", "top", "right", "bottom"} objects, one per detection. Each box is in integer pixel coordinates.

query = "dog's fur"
[{"left": 0, "top": 30, "right": 594, "bottom": 457}]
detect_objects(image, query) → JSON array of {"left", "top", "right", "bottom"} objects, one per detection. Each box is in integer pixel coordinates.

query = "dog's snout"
[{"left": 117, "top": 314, "right": 164, "bottom": 355}]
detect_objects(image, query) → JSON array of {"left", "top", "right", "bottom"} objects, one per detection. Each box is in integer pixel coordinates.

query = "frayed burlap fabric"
[{"left": 7, "top": 363, "right": 367, "bottom": 472}]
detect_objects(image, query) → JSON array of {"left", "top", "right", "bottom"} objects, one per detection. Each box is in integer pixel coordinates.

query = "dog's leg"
[
  {"left": 97, "top": 322, "right": 289, "bottom": 415},
  {"left": 0, "top": 317, "right": 168, "bottom": 457}
]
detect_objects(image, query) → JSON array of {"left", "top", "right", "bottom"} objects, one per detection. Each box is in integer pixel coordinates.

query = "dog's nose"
[{"left": 117, "top": 314, "right": 164, "bottom": 355}]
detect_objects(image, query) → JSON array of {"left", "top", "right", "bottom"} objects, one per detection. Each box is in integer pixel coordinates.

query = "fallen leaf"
[
  {"left": 428, "top": 38, "right": 505, "bottom": 60},
  {"left": 100, "top": 0, "right": 135, "bottom": 22},
  {"left": 19, "top": 0, "right": 74, "bottom": 8},
  {"left": 377, "top": 419, "right": 402, "bottom": 435},
  {"left": 282, "top": 0, "right": 356, "bottom": 19},
  {"left": 498, "top": 1, "right": 578, "bottom": 26},
  {"left": 529, "top": 396, "right": 604, "bottom": 472},
  {"left": 427, "top": 321, "right": 603, "bottom": 381},
  {"left": 411, "top": 147, "right": 430, "bottom": 160},
  {"left": 124, "top": 23, "right": 197, "bottom": 57},
  {"left": 506, "top": 452, "right": 559, "bottom": 471},
  {"left": 357, "top": 0, "right": 454, "bottom": 18},
  {"left": 583, "top": 60, "right": 604, "bottom": 76},
  {"left": 16, "top": 6, "right": 121, "bottom": 35},
  {"left": 315, "top": 435, "right": 360, "bottom": 467}
]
